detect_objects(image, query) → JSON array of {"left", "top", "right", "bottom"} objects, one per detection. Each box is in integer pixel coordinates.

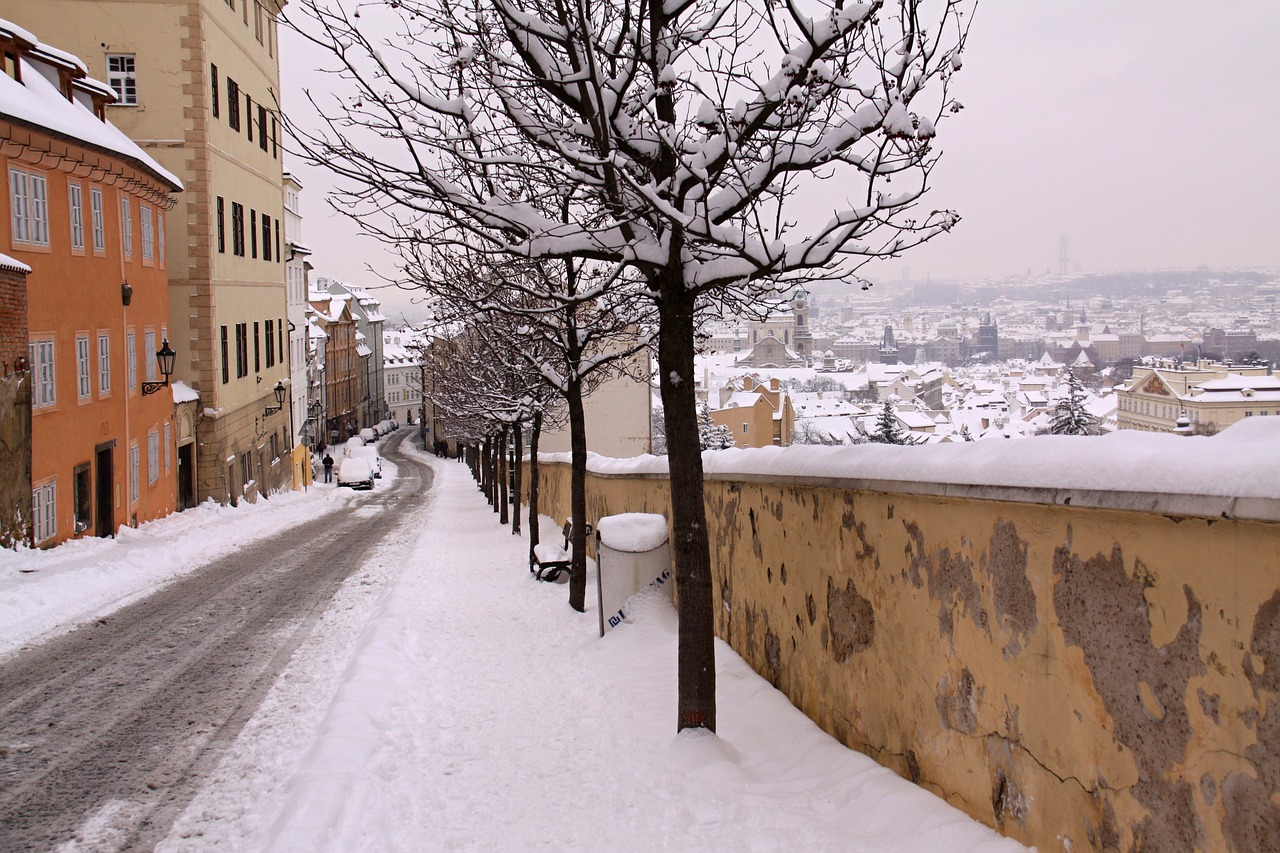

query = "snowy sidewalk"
[{"left": 158, "top": 441, "right": 1026, "bottom": 852}]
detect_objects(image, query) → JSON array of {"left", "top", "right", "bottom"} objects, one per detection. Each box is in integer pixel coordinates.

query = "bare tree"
[
  {"left": 420, "top": 249, "right": 651, "bottom": 609},
  {"left": 288, "top": 0, "right": 973, "bottom": 732}
]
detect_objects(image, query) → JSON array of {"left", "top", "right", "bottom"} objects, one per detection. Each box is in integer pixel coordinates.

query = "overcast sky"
[{"left": 279, "top": 0, "right": 1280, "bottom": 319}]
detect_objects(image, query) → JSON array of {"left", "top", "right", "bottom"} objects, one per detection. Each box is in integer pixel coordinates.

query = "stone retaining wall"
[{"left": 527, "top": 459, "right": 1280, "bottom": 851}]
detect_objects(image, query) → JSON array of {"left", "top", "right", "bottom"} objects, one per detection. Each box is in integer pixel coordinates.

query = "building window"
[
  {"left": 211, "top": 63, "right": 219, "bottom": 117},
  {"left": 278, "top": 318, "right": 284, "bottom": 364},
  {"left": 261, "top": 214, "right": 271, "bottom": 261},
  {"left": 68, "top": 181, "right": 84, "bottom": 250},
  {"left": 9, "top": 167, "right": 49, "bottom": 246},
  {"left": 221, "top": 324, "right": 230, "bottom": 383},
  {"left": 246, "top": 93, "right": 253, "bottom": 142},
  {"left": 236, "top": 322, "right": 249, "bottom": 378},
  {"left": 126, "top": 330, "right": 137, "bottom": 392},
  {"left": 148, "top": 430, "right": 160, "bottom": 484},
  {"left": 141, "top": 204, "right": 154, "bottom": 261},
  {"left": 258, "top": 104, "right": 268, "bottom": 151},
  {"left": 73, "top": 464, "right": 91, "bottom": 534},
  {"left": 144, "top": 329, "right": 157, "bottom": 382},
  {"left": 231, "top": 202, "right": 245, "bottom": 256},
  {"left": 33, "top": 481, "right": 56, "bottom": 544},
  {"left": 164, "top": 423, "right": 172, "bottom": 472},
  {"left": 253, "top": 321, "right": 261, "bottom": 372},
  {"left": 217, "top": 196, "right": 225, "bottom": 253},
  {"left": 121, "top": 196, "right": 133, "bottom": 258},
  {"left": 265, "top": 319, "right": 275, "bottom": 367},
  {"left": 77, "top": 334, "right": 91, "bottom": 400},
  {"left": 250, "top": 209, "right": 258, "bottom": 258},
  {"left": 241, "top": 452, "right": 253, "bottom": 491},
  {"left": 742, "top": 423, "right": 749, "bottom": 433},
  {"left": 106, "top": 54, "right": 137, "bottom": 105},
  {"left": 29, "top": 338, "right": 56, "bottom": 409},
  {"left": 130, "top": 442, "right": 140, "bottom": 504},
  {"left": 271, "top": 115, "right": 278, "bottom": 158},
  {"left": 274, "top": 219, "right": 281, "bottom": 263},
  {"left": 91, "top": 187, "right": 105, "bottom": 252},
  {"left": 227, "top": 78, "right": 240, "bottom": 130},
  {"left": 158, "top": 213, "right": 165, "bottom": 264},
  {"left": 98, "top": 333, "right": 112, "bottom": 394},
  {"left": 255, "top": 1, "right": 265, "bottom": 43}
]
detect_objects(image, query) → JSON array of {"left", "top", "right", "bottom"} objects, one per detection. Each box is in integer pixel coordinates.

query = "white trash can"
[{"left": 595, "top": 513, "right": 671, "bottom": 637}]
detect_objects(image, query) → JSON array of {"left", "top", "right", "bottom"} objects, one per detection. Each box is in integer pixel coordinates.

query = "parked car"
[
  {"left": 344, "top": 436, "right": 365, "bottom": 456},
  {"left": 348, "top": 444, "right": 382, "bottom": 478},
  {"left": 359, "top": 427, "right": 377, "bottom": 443},
  {"left": 376, "top": 419, "right": 393, "bottom": 435},
  {"left": 337, "top": 457, "right": 375, "bottom": 490}
]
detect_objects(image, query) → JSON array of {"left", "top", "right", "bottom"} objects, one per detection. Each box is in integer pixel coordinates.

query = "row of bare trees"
[{"left": 287, "top": 0, "right": 974, "bottom": 733}]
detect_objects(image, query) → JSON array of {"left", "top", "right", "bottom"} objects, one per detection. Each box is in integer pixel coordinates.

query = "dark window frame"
[
  {"left": 221, "top": 324, "right": 230, "bottom": 383},
  {"left": 227, "top": 78, "right": 240, "bottom": 130},
  {"left": 216, "top": 196, "right": 225, "bottom": 253}
]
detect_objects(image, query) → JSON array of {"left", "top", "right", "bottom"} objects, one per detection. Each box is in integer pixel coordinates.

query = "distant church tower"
[
  {"left": 977, "top": 312, "right": 999, "bottom": 356},
  {"left": 879, "top": 324, "right": 900, "bottom": 364},
  {"left": 792, "top": 287, "right": 812, "bottom": 358}
]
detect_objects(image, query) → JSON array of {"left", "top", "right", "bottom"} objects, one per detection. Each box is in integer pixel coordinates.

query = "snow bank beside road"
[{"left": 0, "top": 483, "right": 357, "bottom": 659}]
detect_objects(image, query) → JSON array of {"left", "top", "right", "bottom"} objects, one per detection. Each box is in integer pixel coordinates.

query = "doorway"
[
  {"left": 94, "top": 442, "right": 114, "bottom": 537},
  {"left": 177, "top": 443, "right": 196, "bottom": 511}
]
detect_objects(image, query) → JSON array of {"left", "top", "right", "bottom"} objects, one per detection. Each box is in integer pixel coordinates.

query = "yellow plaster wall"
[{"left": 527, "top": 460, "right": 1280, "bottom": 851}]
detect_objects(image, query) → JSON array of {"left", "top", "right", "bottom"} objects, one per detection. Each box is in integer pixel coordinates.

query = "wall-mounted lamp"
[
  {"left": 263, "top": 380, "right": 287, "bottom": 416},
  {"left": 121, "top": 281, "right": 133, "bottom": 306},
  {"left": 141, "top": 339, "right": 176, "bottom": 395}
]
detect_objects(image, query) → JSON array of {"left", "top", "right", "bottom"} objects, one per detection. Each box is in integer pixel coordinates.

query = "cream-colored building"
[
  {"left": 6, "top": 0, "right": 294, "bottom": 503},
  {"left": 539, "top": 348, "right": 652, "bottom": 458},
  {"left": 1116, "top": 361, "right": 1279, "bottom": 433}
]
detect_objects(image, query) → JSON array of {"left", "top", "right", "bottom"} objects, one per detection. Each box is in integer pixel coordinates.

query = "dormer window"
[{"left": 3, "top": 48, "right": 20, "bottom": 82}]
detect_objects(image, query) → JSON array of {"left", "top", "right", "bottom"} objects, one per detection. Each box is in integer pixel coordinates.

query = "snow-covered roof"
[
  {"left": 0, "top": 29, "right": 182, "bottom": 192},
  {"left": 356, "top": 343, "right": 372, "bottom": 357}
]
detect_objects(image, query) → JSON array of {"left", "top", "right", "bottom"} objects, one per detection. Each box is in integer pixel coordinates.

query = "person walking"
[{"left": 322, "top": 453, "right": 335, "bottom": 483}]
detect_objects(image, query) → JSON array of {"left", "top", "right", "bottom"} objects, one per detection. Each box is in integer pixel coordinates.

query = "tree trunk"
[
  {"left": 512, "top": 421, "right": 522, "bottom": 535},
  {"left": 498, "top": 427, "right": 510, "bottom": 525},
  {"left": 567, "top": 377, "right": 589, "bottom": 613},
  {"left": 657, "top": 275, "right": 716, "bottom": 733},
  {"left": 528, "top": 409, "right": 542, "bottom": 568}
]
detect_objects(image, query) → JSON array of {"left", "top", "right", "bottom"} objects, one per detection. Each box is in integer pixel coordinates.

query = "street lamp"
[
  {"left": 141, "top": 340, "right": 176, "bottom": 396},
  {"left": 263, "top": 380, "right": 287, "bottom": 416}
]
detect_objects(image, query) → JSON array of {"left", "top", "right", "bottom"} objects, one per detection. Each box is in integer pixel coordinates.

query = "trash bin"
[{"left": 595, "top": 513, "right": 671, "bottom": 637}]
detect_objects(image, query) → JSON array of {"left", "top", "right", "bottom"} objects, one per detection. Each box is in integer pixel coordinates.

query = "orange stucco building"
[{"left": 1, "top": 20, "right": 183, "bottom": 545}]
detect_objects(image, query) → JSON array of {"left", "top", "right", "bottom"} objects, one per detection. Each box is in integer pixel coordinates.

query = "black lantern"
[
  {"left": 141, "top": 339, "right": 176, "bottom": 395},
  {"left": 121, "top": 281, "right": 133, "bottom": 306},
  {"left": 263, "top": 380, "right": 287, "bottom": 416}
]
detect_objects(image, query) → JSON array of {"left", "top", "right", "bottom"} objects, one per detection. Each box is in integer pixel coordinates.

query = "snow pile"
[
  {"left": 596, "top": 511, "right": 669, "bottom": 552},
  {"left": 160, "top": 443, "right": 1025, "bottom": 852}
]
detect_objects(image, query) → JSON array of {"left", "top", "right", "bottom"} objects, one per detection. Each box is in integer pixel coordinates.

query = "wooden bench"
[{"left": 531, "top": 519, "right": 590, "bottom": 582}]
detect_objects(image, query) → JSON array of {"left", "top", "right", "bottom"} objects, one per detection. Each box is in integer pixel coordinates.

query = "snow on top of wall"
[
  {"left": 549, "top": 417, "right": 1280, "bottom": 501},
  {"left": 0, "top": 251, "right": 32, "bottom": 273}
]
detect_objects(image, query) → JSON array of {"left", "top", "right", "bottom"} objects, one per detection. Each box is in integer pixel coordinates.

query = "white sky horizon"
[{"left": 278, "top": 0, "right": 1280, "bottom": 321}]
